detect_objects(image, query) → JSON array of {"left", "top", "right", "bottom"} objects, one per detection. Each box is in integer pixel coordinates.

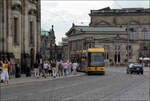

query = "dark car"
[{"left": 127, "top": 63, "right": 143, "bottom": 74}]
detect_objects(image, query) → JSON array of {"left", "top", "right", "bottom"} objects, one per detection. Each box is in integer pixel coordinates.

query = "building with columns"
[
  {"left": 0, "top": 0, "right": 41, "bottom": 73},
  {"left": 66, "top": 7, "right": 150, "bottom": 65}
]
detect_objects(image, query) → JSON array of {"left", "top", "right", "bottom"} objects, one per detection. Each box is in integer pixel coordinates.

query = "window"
[
  {"left": 104, "top": 45, "right": 109, "bottom": 59},
  {"left": 142, "top": 28, "right": 149, "bottom": 40},
  {"left": 89, "top": 43, "right": 92, "bottom": 48},
  {"left": 126, "top": 45, "right": 132, "bottom": 57},
  {"left": 88, "top": 52, "right": 104, "bottom": 67},
  {"left": 83, "top": 40, "right": 86, "bottom": 50},
  {"left": 140, "top": 47, "right": 148, "bottom": 57},
  {"left": 115, "top": 44, "right": 120, "bottom": 50},
  {"left": 14, "top": 17, "right": 18, "bottom": 45},
  {"left": 130, "top": 30, "right": 136, "bottom": 40},
  {"left": 30, "top": 21, "right": 34, "bottom": 45},
  {"left": 72, "top": 41, "right": 77, "bottom": 51}
]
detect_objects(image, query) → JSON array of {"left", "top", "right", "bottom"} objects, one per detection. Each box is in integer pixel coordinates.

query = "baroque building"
[
  {"left": 0, "top": 0, "right": 41, "bottom": 73},
  {"left": 66, "top": 7, "right": 150, "bottom": 65},
  {"left": 41, "top": 26, "right": 56, "bottom": 60},
  {"left": 41, "top": 26, "right": 63, "bottom": 61}
]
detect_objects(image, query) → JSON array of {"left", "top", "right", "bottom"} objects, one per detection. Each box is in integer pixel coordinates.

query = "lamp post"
[{"left": 126, "top": 27, "right": 129, "bottom": 65}]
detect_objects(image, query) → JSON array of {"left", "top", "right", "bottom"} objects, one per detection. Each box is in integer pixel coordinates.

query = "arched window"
[
  {"left": 142, "top": 28, "right": 149, "bottom": 40},
  {"left": 129, "top": 28, "right": 136, "bottom": 40}
]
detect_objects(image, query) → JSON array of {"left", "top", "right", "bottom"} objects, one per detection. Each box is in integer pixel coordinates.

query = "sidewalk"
[
  {"left": 0, "top": 72, "right": 85, "bottom": 88},
  {"left": 144, "top": 67, "right": 149, "bottom": 72}
]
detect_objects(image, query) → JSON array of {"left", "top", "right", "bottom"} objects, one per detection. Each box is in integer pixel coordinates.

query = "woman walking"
[
  {"left": 63, "top": 60, "right": 69, "bottom": 76},
  {"left": 1, "top": 60, "right": 9, "bottom": 85},
  {"left": 43, "top": 61, "right": 48, "bottom": 78}
]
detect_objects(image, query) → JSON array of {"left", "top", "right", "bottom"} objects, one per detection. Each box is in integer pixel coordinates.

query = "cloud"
[
  {"left": 111, "top": 0, "right": 149, "bottom": 9},
  {"left": 41, "top": 1, "right": 149, "bottom": 45}
]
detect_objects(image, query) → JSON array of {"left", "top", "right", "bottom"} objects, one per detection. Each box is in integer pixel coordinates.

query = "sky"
[{"left": 41, "top": 0, "right": 149, "bottom": 45}]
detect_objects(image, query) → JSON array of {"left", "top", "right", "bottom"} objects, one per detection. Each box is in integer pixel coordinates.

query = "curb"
[{"left": 0, "top": 73, "right": 86, "bottom": 88}]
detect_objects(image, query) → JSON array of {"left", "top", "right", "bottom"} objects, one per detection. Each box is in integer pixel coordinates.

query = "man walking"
[
  {"left": 58, "top": 60, "right": 63, "bottom": 77},
  {"left": 33, "top": 61, "right": 39, "bottom": 78},
  {"left": 51, "top": 59, "right": 57, "bottom": 78}
]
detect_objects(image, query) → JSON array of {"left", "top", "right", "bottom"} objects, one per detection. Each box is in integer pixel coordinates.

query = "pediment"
[
  {"left": 95, "top": 21, "right": 111, "bottom": 26},
  {"left": 129, "top": 20, "right": 141, "bottom": 25}
]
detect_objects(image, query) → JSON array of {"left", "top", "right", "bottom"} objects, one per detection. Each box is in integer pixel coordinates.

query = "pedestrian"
[
  {"left": 57, "top": 60, "right": 63, "bottom": 77},
  {"left": 39, "top": 59, "right": 43, "bottom": 77},
  {"left": 7, "top": 60, "right": 12, "bottom": 79},
  {"left": 43, "top": 61, "right": 48, "bottom": 78},
  {"left": 63, "top": 60, "right": 69, "bottom": 76},
  {"left": 48, "top": 61, "right": 52, "bottom": 76},
  {"left": 68, "top": 61, "right": 72, "bottom": 74},
  {"left": 72, "top": 60, "right": 78, "bottom": 75},
  {"left": 0, "top": 61, "right": 3, "bottom": 83},
  {"left": 0, "top": 60, "right": 3, "bottom": 73},
  {"left": 51, "top": 59, "right": 57, "bottom": 78},
  {"left": 33, "top": 61, "right": 39, "bottom": 78},
  {"left": 1, "top": 60, "right": 9, "bottom": 85}
]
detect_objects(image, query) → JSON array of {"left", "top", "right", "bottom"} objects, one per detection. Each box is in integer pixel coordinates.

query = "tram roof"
[{"left": 88, "top": 48, "right": 104, "bottom": 53}]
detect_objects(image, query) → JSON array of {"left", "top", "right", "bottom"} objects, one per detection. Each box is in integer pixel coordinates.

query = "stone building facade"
[
  {"left": 62, "top": 37, "right": 69, "bottom": 61},
  {"left": 41, "top": 26, "right": 56, "bottom": 60},
  {"left": 0, "top": 0, "right": 41, "bottom": 73},
  {"left": 66, "top": 7, "right": 150, "bottom": 65}
]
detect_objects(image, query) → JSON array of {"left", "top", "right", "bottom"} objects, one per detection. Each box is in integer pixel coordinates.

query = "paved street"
[{"left": 1, "top": 67, "right": 149, "bottom": 101}]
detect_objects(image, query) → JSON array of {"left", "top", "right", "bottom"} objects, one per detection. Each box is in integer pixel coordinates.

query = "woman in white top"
[{"left": 72, "top": 60, "right": 78, "bottom": 75}]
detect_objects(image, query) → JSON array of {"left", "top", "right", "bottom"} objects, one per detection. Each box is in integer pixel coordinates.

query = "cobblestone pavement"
[
  {"left": 1, "top": 67, "right": 149, "bottom": 101},
  {"left": 0, "top": 72, "right": 85, "bottom": 88}
]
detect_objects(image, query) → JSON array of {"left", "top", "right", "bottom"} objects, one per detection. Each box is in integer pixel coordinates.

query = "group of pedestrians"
[
  {"left": 33, "top": 59, "right": 79, "bottom": 79},
  {"left": 0, "top": 58, "right": 79, "bottom": 85},
  {"left": 0, "top": 60, "right": 11, "bottom": 85}
]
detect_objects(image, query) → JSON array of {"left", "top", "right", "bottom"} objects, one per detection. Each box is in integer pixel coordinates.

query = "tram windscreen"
[{"left": 88, "top": 52, "right": 104, "bottom": 67}]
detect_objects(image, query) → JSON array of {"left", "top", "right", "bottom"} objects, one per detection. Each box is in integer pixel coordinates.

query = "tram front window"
[{"left": 88, "top": 52, "right": 104, "bottom": 67}]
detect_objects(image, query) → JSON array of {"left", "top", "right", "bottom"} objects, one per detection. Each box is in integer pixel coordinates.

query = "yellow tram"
[
  {"left": 71, "top": 48, "right": 105, "bottom": 75},
  {"left": 87, "top": 48, "right": 105, "bottom": 75}
]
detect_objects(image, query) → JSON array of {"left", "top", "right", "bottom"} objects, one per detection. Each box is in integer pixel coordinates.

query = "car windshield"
[{"left": 133, "top": 64, "right": 142, "bottom": 68}]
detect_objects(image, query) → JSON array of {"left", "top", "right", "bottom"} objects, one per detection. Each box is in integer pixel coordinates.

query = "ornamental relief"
[
  {"left": 11, "top": 2, "right": 22, "bottom": 12},
  {"left": 28, "top": 8, "right": 37, "bottom": 16}
]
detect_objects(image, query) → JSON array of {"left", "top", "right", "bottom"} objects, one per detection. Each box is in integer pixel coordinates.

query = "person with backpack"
[{"left": 51, "top": 59, "right": 57, "bottom": 78}]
